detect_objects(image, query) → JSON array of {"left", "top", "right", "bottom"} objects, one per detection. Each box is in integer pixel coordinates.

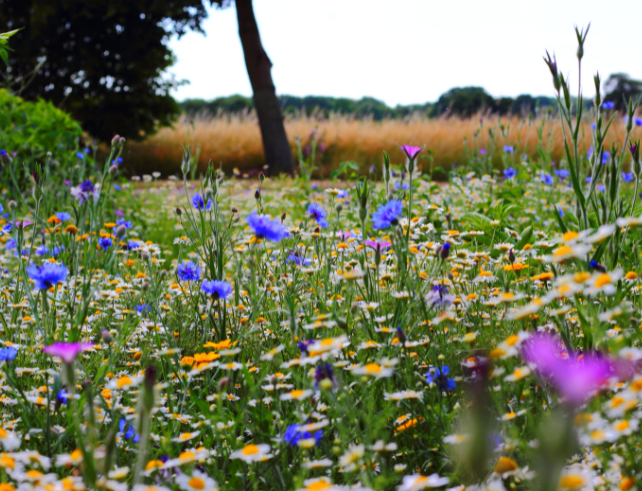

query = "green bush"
[{"left": 0, "top": 88, "right": 84, "bottom": 167}]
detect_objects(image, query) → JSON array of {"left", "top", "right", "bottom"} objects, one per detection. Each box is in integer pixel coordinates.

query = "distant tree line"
[
  {"left": 180, "top": 88, "right": 558, "bottom": 120},
  {"left": 181, "top": 74, "right": 642, "bottom": 120}
]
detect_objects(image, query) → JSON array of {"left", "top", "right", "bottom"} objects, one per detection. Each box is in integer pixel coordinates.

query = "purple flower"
[
  {"left": 371, "top": 200, "right": 403, "bottom": 229},
  {"left": 71, "top": 180, "right": 100, "bottom": 204},
  {"left": 177, "top": 261, "right": 201, "bottom": 281},
  {"left": 306, "top": 203, "right": 328, "bottom": 228},
  {"left": 479, "top": 148, "right": 487, "bottom": 155},
  {"left": 554, "top": 169, "right": 570, "bottom": 180},
  {"left": 622, "top": 172, "right": 635, "bottom": 183},
  {"left": 364, "top": 239, "right": 391, "bottom": 252},
  {"left": 26, "top": 262, "right": 68, "bottom": 290},
  {"left": 400, "top": 144, "right": 423, "bottom": 160},
  {"left": 246, "top": 212, "right": 289, "bottom": 242},
  {"left": 201, "top": 280, "right": 233, "bottom": 299},
  {"left": 98, "top": 237, "right": 113, "bottom": 250},
  {"left": 426, "top": 366, "right": 456, "bottom": 391},
  {"left": 522, "top": 334, "right": 615, "bottom": 406},
  {"left": 503, "top": 145, "right": 514, "bottom": 153},
  {"left": 541, "top": 173, "right": 554, "bottom": 186},
  {"left": 42, "top": 342, "right": 92, "bottom": 364}
]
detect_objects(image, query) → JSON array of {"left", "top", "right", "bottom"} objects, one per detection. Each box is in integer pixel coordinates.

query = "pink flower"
[
  {"left": 42, "top": 342, "right": 92, "bottom": 364},
  {"left": 400, "top": 144, "right": 423, "bottom": 160},
  {"left": 523, "top": 334, "right": 615, "bottom": 406},
  {"left": 337, "top": 231, "right": 351, "bottom": 241},
  {"left": 364, "top": 239, "right": 391, "bottom": 252},
  {"left": 11, "top": 220, "right": 33, "bottom": 229}
]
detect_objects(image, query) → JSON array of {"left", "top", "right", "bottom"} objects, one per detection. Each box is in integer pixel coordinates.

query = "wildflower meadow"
[{"left": 2, "top": 27, "right": 642, "bottom": 491}]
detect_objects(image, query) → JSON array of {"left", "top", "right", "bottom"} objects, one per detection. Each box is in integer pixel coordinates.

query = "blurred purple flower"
[
  {"left": 522, "top": 334, "right": 615, "bottom": 406},
  {"left": 43, "top": 342, "right": 92, "bottom": 364},
  {"left": 400, "top": 145, "right": 423, "bottom": 160}
]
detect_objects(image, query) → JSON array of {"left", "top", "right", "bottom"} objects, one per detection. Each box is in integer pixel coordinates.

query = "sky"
[{"left": 168, "top": 0, "right": 642, "bottom": 107}]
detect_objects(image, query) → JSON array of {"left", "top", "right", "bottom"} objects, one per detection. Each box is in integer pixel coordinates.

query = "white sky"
[{"left": 168, "top": 0, "right": 642, "bottom": 106}]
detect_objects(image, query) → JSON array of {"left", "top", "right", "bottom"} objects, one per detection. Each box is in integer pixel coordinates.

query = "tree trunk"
[{"left": 236, "top": 0, "right": 294, "bottom": 175}]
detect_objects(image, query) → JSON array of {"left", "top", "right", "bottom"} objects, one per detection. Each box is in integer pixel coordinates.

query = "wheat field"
[{"left": 123, "top": 110, "right": 633, "bottom": 177}]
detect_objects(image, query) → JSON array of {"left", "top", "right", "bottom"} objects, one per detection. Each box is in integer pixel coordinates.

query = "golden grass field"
[{"left": 123, "top": 111, "right": 634, "bottom": 178}]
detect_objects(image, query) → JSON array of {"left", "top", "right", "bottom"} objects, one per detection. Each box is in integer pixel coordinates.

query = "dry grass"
[{"left": 123, "top": 111, "right": 632, "bottom": 177}]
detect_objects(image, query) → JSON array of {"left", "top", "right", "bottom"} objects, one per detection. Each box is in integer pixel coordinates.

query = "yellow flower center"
[
  {"left": 188, "top": 477, "right": 206, "bottom": 490},
  {"left": 242, "top": 444, "right": 259, "bottom": 455}
]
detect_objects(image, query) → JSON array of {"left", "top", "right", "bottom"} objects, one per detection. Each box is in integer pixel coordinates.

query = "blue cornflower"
[
  {"left": 598, "top": 184, "right": 606, "bottom": 192},
  {"left": 36, "top": 245, "right": 49, "bottom": 256},
  {"left": 426, "top": 366, "right": 456, "bottom": 391},
  {"left": 541, "top": 173, "right": 554, "bottom": 186},
  {"left": 116, "top": 218, "right": 133, "bottom": 229},
  {"left": 297, "top": 339, "right": 314, "bottom": 353},
  {"left": 283, "top": 423, "right": 322, "bottom": 446},
  {"left": 76, "top": 152, "right": 85, "bottom": 160},
  {"left": 503, "top": 145, "right": 514, "bottom": 153},
  {"left": 306, "top": 203, "right": 328, "bottom": 228},
  {"left": 127, "top": 240, "right": 141, "bottom": 250},
  {"left": 287, "top": 254, "right": 311, "bottom": 266},
  {"left": 192, "top": 193, "right": 212, "bottom": 211},
  {"left": 557, "top": 206, "right": 565, "bottom": 217},
  {"left": 314, "top": 363, "right": 335, "bottom": 388},
  {"left": 119, "top": 418, "right": 140, "bottom": 443},
  {"left": 602, "top": 101, "right": 615, "bottom": 110},
  {"left": 372, "top": 200, "right": 403, "bottom": 229},
  {"left": 246, "top": 212, "right": 288, "bottom": 242},
  {"left": 98, "top": 237, "right": 113, "bottom": 250},
  {"left": 26, "top": 262, "right": 68, "bottom": 290},
  {"left": 503, "top": 167, "right": 516, "bottom": 179},
  {"left": 55, "top": 212, "right": 72, "bottom": 222},
  {"left": 177, "top": 261, "right": 201, "bottom": 281},
  {"left": 112, "top": 157, "right": 123, "bottom": 166},
  {"left": 602, "top": 151, "right": 611, "bottom": 164},
  {"left": 2, "top": 223, "right": 13, "bottom": 235},
  {"left": 554, "top": 169, "right": 570, "bottom": 180},
  {"left": 394, "top": 182, "right": 410, "bottom": 190},
  {"left": 586, "top": 176, "right": 592, "bottom": 184},
  {"left": 56, "top": 388, "right": 68, "bottom": 405},
  {"left": 0, "top": 347, "right": 17, "bottom": 362},
  {"left": 136, "top": 304, "right": 151, "bottom": 313},
  {"left": 201, "top": 280, "right": 233, "bottom": 299},
  {"left": 623, "top": 172, "right": 635, "bottom": 183},
  {"left": 114, "top": 184, "right": 121, "bottom": 191},
  {"left": 635, "top": 118, "right": 642, "bottom": 127},
  {"left": 5, "top": 239, "right": 15, "bottom": 250},
  {"left": 591, "top": 122, "right": 596, "bottom": 130},
  {"left": 337, "top": 189, "right": 348, "bottom": 198},
  {"left": 51, "top": 246, "right": 65, "bottom": 257}
]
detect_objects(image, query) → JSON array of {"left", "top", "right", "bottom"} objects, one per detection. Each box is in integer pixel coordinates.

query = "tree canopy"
[
  {"left": 604, "top": 73, "right": 642, "bottom": 111},
  {"left": 0, "top": 0, "right": 228, "bottom": 142}
]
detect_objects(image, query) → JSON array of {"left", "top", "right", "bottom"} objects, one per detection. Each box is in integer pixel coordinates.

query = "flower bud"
[
  {"left": 0, "top": 149, "right": 12, "bottom": 164},
  {"left": 111, "top": 135, "right": 121, "bottom": 147},
  {"left": 108, "top": 165, "right": 118, "bottom": 177},
  {"left": 175, "top": 207, "right": 182, "bottom": 216},
  {"left": 232, "top": 207, "right": 238, "bottom": 214},
  {"left": 102, "top": 329, "right": 113, "bottom": 345},
  {"left": 335, "top": 203, "right": 343, "bottom": 213},
  {"left": 254, "top": 190, "right": 260, "bottom": 200},
  {"left": 181, "top": 156, "right": 190, "bottom": 176},
  {"left": 115, "top": 225, "right": 127, "bottom": 238},
  {"left": 440, "top": 242, "right": 451, "bottom": 260},
  {"left": 8, "top": 200, "right": 17, "bottom": 210},
  {"left": 508, "top": 249, "right": 516, "bottom": 264}
]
